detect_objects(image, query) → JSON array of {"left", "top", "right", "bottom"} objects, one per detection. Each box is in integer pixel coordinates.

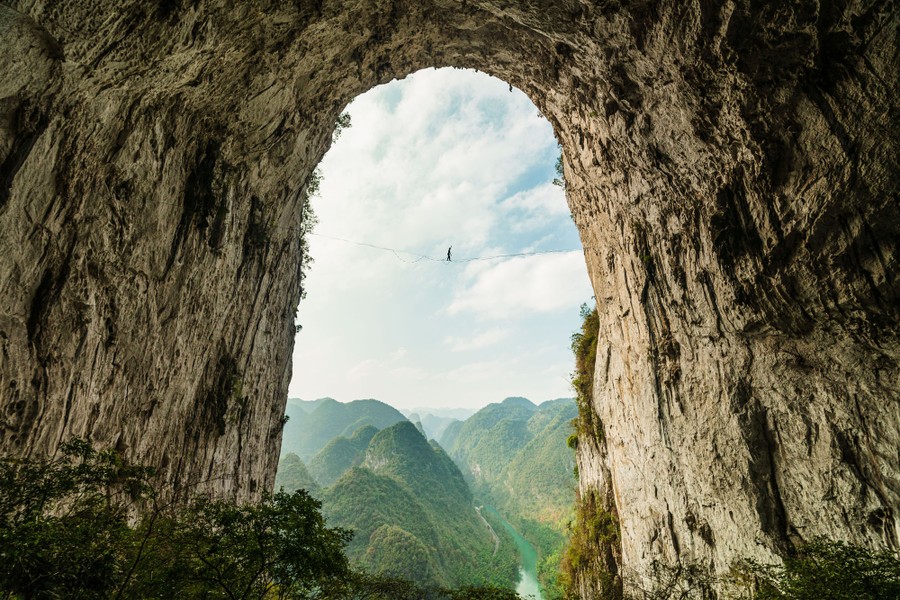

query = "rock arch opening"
[
  {"left": 1, "top": 1, "right": 897, "bottom": 593},
  {"left": 277, "top": 68, "right": 592, "bottom": 594},
  {"left": 290, "top": 67, "right": 591, "bottom": 410}
]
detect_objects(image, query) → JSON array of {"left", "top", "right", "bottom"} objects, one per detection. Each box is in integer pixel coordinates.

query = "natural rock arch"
[{"left": 1, "top": 0, "right": 897, "bottom": 590}]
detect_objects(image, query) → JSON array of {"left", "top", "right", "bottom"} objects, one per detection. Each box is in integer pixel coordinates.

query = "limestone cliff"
[{"left": 0, "top": 0, "right": 897, "bottom": 592}]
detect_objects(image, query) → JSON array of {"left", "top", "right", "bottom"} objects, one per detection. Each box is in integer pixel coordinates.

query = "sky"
[{"left": 288, "top": 68, "right": 594, "bottom": 411}]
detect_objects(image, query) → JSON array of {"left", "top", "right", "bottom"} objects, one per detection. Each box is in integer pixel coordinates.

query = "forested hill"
[
  {"left": 442, "top": 397, "right": 578, "bottom": 596},
  {"left": 275, "top": 453, "right": 320, "bottom": 496},
  {"left": 439, "top": 397, "right": 537, "bottom": 483},
  {"left": 441, "top": 397, "right": 575, "bottom": 508},
  {"left": 280, "top": 398, "right": 407, "bottom": 460},
  {"left": 318, "top": 421, "right": 518, "bottom": 589},
  {"left": 275, "top": 396, "right": 576, "bottom": 595},
  {"left": 307, "top": 424, "right": 379, "bottom": 487}
]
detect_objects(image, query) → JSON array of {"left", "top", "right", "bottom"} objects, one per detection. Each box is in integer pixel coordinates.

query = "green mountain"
[
  {"left": 280, "top": 398, "right": 408, "bottom": 460},
  {"left": 277, "top": 396, "right": 575, "bottom": 595},
  {"left": 444, "top": 397, "right": 578, "bottom": 597},
  {"left": 502, "top": 402, "right": 578, "bottom": 522},
  {"left": 499, "top": 396, "right": 538, "bottom": 411},
  {"left": 403, "top": 406, "right": 476, "bottom": 421},
  {"left": 319, "top": 421, "right": 518, "bottom": 589},
  {"left": 307, "top": 424, "right": 378, "bottom": 487},
  {"left": 274, "top": 453, "right": 320, "bottom": 497},
  {"left": 362, "top": 422, "right": 471, "bottom": 507},
  {"left": 444, "top": 397, "right": 538, "bottom": 483},
  {"left": 323, "top": 465, "right": 438, "bottom": 558},
  {"left": 359, "top": 524, "right": 443, "bottom": 583}
]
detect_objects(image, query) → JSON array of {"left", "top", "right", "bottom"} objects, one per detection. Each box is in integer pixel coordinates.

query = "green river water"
[{"left": 485, "top": 506, "right": 543, "bottom": 600}]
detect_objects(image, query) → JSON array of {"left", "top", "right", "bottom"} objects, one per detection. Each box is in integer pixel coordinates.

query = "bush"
[
  {"left": 738, "top": 538, "right": 900, "bottom": 600},
  {"left": 135, "top": 491, "right": 353, "bottom": 599},
  {"left": 0, "top": 439, "right": 526, "bottom": 600},
  {"left": 560, "top": 488, "right": 621, "bottom": 600},
  {"left": 570, "top": 303, "right": 603, "bottom": 446},
  {"left": 0, "top": 439, "right": 153, "bottom": 599},
  {"left": 611, "top": 539, "right": 900, "bottom": 600},
  {"left": 0, "top": 440, "right": 351, "bottom": 599}
]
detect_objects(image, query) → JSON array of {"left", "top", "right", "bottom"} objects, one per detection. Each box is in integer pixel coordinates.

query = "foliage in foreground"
[
  {"left": 739, "top": 538, "right": 900, "bottom": 600},
  {"left": 0, "top": 439, "right": 522, "bottom": 600},
  {"left": 571, "top": 538, "right": 900, "bottom": 600}
]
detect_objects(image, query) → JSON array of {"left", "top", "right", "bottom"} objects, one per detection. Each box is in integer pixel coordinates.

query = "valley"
[{"left": 276, "top": 396, "right": 577, "bottom": 597}]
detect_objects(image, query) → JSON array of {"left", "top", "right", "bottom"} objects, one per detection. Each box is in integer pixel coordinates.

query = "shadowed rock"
[{"left": 0, "top": 0, "right": 897, "bottom": 592}]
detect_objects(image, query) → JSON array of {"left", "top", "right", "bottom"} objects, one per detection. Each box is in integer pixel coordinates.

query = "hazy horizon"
[{"left": 285, "top": 393, "right": 576, "bottom": 414}]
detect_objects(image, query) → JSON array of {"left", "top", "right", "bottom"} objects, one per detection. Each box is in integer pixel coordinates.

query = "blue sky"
[{"left": 289, "top": 68, "right": 593, "bottom": 411}]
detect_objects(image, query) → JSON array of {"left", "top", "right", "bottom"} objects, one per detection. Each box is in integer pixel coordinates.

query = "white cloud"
[
  {"left": 448, "top": 251, "right": 591, "bottom": 319},
  {"left": 347, "top": 358, "right": 431, "bottom": 384},
  {"left": 444, "top": 328, "right": 511, "bottom": 352},
  {"left": 501, "top": 183, "right": 570, "bottom": 233},
  {"left": 290, "top": 68, "right": 592, "bottom": 410},
  {"left": 444, "top": 359, "right": 518, "bottom": 384},
  {"left": 312, "top": 68, "right": 554, "bottom": 262},
  {"left": 347, "top": 359, "right": 381, "bottom": 382}
]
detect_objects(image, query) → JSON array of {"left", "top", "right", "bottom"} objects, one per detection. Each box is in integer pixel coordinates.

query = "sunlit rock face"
[{"left": 0, "top": 0, "right": 897, "bottom": 590}]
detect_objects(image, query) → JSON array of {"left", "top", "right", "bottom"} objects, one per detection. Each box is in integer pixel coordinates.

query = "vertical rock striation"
[{"left": 0, "top": 0, "right": 897, "bottom": 589}]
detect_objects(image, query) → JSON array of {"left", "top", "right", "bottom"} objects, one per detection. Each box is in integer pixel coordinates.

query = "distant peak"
[
  {"left": 371, "top": 421, "right": 429, "bottom": 449},
  {"left": 350, "top": 424, "right": 380, "bottom": 441},
  {"left": 391, "top": 420, "right": 426, "bottom": 436},
  {"left": 501, "top": 396, "right": 537, "bottom": 409},
  {"left": 538, "top": 397, "right": 576, "bottom": 409},
  {"left": 350, "top": 398, "right": 390, "bottom": 407}
]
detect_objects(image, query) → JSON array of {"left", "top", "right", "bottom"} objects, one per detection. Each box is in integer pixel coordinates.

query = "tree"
[
  {"left": 552, "top": 147, "right": 565, "bottom": 189},
  {"left": 0, "top": 439, "right": 154, "bottom": 599},
  {"left": 116, "top": 490, "right": 351, "bottom": 599},
  {"left": 0, "top": 439, "right": 353, "bottom": 600}
]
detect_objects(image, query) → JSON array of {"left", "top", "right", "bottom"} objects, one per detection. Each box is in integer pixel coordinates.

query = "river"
[{"left": 484, "top": 506, "right": 543, "bottom": 600}]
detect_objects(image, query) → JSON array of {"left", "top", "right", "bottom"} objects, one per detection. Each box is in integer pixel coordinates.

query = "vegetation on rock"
[
  {"left": 569, "top": 303, "right": 601, "bottom": 447},
  {"left": 560, "top": 488, "right": 621, "bottom": 599},
  {"left": 737, "top": 538, "right": 900, "bottom": 600},
  {"left": 560, "top": 302, "right": 623, "bottom": 600}
]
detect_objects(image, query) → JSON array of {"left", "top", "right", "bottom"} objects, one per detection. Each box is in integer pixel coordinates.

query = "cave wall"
[{"left": 1, "top": 0, "right": 897, "bottom": 589}]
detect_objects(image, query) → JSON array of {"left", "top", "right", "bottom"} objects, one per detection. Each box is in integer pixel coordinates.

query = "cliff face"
[{"left": 0, "top": 0, "right": 897, "bottom": 590}]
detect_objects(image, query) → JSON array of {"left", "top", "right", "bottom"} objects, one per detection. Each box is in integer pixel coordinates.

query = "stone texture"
[{"left": 0, "top": 0, "right": 897, "bottom": 590}]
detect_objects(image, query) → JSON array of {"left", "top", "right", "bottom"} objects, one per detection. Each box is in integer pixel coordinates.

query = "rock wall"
[{"left": 0, "top": 0, "right": 897, "bottom": 589}]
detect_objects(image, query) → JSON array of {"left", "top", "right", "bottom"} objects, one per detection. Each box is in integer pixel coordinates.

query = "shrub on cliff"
[
  {"left": 605, "top": 538, "right": 900, "bottom": 600},
  {"left": 570, "top": 303, "right": 603, "bottom": 447}
]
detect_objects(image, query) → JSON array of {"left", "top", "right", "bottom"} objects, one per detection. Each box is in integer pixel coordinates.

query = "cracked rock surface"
[{"left": 0, "top": 0, "right": 897, "bottom": 589}]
